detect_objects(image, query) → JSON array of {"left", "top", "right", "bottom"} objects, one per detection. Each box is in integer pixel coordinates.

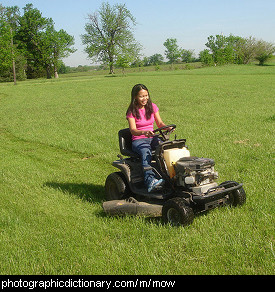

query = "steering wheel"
[{"left": 153, "top": 124, "right": 176, "bottom": 141}]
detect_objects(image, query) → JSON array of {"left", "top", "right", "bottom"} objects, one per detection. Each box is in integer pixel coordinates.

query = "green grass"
[{"left": 0, "top": 63, "right": 274, "bottom": 275}]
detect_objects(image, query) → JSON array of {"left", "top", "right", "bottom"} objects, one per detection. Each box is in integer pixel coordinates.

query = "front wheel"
[
  {"left": 162, "top": 197, "right": 194, "bottom": 226},
  {"left": 228, "top": 186, "right": 246, "bottom": 207},
  {"left": 220, "top": 181, "right": 246, "bottom": 207}
]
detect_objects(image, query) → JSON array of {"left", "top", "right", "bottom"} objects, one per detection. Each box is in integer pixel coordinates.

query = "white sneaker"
[{"left": 148, "top": 179, "right": 165, "bottom": 193}]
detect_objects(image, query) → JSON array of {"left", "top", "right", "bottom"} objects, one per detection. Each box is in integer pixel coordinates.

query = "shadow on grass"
[
  {"left": 45, "top": 181, "right": 104, "bottom": 204},
  {"left": 44, "top": 182, "right": 214, "bottom": 226},
  {"left": 256, "top": 63, "right": 275, "bottom": 66}
]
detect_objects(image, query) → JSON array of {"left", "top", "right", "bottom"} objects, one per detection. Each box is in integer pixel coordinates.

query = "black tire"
[
  {"left": 228, "top": 186, "right": 246, "bottom": 207},
  {"left": 220, "top": 181, "right": 246, "bottom": 207},
  {"left": 162, "top": 197, "right": 194, "bottom": 226},
  {"left": 105, "top": 172, "right": 129, "bottom": 201}
]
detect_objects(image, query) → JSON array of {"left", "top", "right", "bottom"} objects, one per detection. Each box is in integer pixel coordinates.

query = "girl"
[{"left": 126, "top": 84, "right": 168, "bottom": 192}]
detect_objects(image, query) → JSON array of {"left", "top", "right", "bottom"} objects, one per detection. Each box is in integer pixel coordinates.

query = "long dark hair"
[{"left": 126, "top": 84, "right": 154, "bottom": 120}]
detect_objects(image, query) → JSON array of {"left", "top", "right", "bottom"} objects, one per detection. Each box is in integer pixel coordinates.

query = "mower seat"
[{"left": 118, "top": 128, "right": 139, "bottom": 158}]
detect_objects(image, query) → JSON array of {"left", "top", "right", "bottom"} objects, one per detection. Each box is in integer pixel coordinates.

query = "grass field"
[{"left": 0, "top": 63, "right": 274, "bottom": 275}]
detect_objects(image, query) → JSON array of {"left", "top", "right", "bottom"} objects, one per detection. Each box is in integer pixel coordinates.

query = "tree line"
[
  {"left": 155, "top": 35, "right": 275, "bottom": 67},
  {"left": 1, "top": 2, "right": 275, "bottom": 83},
  {"left": 80, "top": 2, "right": 275, "bottom": 73},
  {"left": 200, "top": 34, "right": 275, "bottom": 66}
]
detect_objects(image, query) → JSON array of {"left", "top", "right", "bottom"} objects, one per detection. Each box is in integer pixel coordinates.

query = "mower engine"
[{"left": 174, "top": 157, "right": 219, "bottom": 195}]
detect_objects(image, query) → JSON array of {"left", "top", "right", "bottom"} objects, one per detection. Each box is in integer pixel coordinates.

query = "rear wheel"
[
  {"left": 105, "top": 172, "right": 129, "bottom": 201},
  {"left": 162, "top": 197, "right": 194, "bottom": 226}
]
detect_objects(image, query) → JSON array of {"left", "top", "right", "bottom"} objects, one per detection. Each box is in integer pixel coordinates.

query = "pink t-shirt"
[{"left": 126, "top": 103, "right": 159, "bottom": 140}]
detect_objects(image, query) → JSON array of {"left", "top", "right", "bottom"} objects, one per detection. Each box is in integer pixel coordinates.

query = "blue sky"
[{"left": 2, "top": 0, "right": 275, "bottom": 66}]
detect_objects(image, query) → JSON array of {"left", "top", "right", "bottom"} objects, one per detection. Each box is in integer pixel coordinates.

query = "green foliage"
[
  {"left": 201, "top": 34, "right": 275, "bottom": 66},
  {"left": 115, "top": 54, "right": 132, "bottom": 73},
  {"left": 17, "top": 4, "right": 76, "bottom": 79},
  {"left": 0, "top": 4, "right": 26, "bottom": 82},
  {"left": 0, "top": 3, "right": 75, "bottom": 81},
  {"left": 254, "top": 39, "right": 275, "bottom": 65},
  {"left": 199, "top": 49, "right": 214, "bottom": 66},
  {"left": 232, "top": 36, "right": 262, "bottom": 65},
  {"left": 163, "top": 38, "right": 181, "bottom": 64},
  {"left": 148, "top": 53, "right": 164, "bottom": 66},
  {"left": 0, "top": 64, "right": 274, "bottom": 274},
  {"left": 205, "top": 34, "right": 242, "bottom": 65},
  {"left": 15, "top": 4, "right": 52, "bottom": 78},
  {"left": 39, "top": 25, "right": 76, "bottom": 78},
  {"left": 82, "top": 2, "right": 141, "bottom": 74},
  {"left": 181, "top": 49, "right": 196, "bottom": 63},
  {"left": 0, "top": 18, "right": 13, "bottom": 76}
]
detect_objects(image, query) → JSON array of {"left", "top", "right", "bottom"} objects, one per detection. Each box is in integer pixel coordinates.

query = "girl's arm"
[
  {"left": 154, "top": 111, "right": 174, "bottom": 131},
  {"left": 154, "top": 111, "right": 166, "bottom": 128}
]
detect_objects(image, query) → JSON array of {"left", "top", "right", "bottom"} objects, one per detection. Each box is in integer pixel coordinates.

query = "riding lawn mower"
[{"left": 103, "top": 125, "right": 246, "bottom": 226}]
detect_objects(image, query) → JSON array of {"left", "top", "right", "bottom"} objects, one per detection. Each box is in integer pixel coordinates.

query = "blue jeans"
[{"left": 132, "top": 136, "right": 160, "bottom": 187}]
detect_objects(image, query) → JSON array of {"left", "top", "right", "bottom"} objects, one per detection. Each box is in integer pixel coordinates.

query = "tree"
[
  {"left": 181, "top": 49, "right": 195, "bottom": 63},
  {"left": 163, "top": 38, "right": 181, "bottom": 64},
  {"left": 201, "top": 34, "right": 275, "bottom": 66},
  {"left": 0, "top": 5, "right": 23, "bottom": 84},
  {"left": 233, "top": 36, "right": 257, "bottom": 64},
  {"left": 16, "top": 4, "right": 75, "bottom": 79},
  {"left": 40, "top": 25, "right": 76, "bottom": 78},
  {"left": 82, "top": 2, "right": 141, "bottom": 74},
  {"left": 199, "top": 49, "right": 214, "bottom": 66},
  {"left": 16, "top": 4, "right": 51, "bottom": 78},
  {"left": 254, "top": 39, "right": 275, "bottom": 65},
  {"left": 116, "top": 53, "right": 132, "bottom": 74},
  {"left": 53, "top": 29, "right": 76, "bottom": 78},
  {"left": 148, "top": 54, "right": 164, "bottom": 65},
  {"left": 143, "top": 57, "right": 152, "bottom": 66},
  {"left": 0, "top": 6, "right": 13, "bottom": 81},
  {"left": 205, "top": 34, "right": 243, "bottom": 65}
]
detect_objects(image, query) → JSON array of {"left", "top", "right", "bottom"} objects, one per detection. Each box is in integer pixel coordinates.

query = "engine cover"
[
  {"left": 175, "top": 157, "right": 218, "bottom": 189},
  {"left": 175, "top": 157, "right": 215, "bottom": 173}
]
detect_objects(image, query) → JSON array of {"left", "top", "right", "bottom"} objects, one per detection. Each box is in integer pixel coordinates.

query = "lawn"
[{"left": 0, "top": 63, "right": 274, "bottom": 275}]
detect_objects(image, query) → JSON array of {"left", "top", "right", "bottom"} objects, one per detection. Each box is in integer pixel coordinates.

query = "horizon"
[{"left": 1, "top": 0, "right": 275, "bottom": 67}]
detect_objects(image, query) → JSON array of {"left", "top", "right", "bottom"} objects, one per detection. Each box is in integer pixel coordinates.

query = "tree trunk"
[
  {"left": 54, "top": 65, "right": 59, "bottom": 78},
  {"left": 109, "top": 62, "right": 114, "bottom": 74},
  {"left": 109, "top": 53, "right": 115, "bottom": 74},
  {"left": 10, "top": 27, "right": 16, "bottom": 85},
  {"left": 12, "top": 58, "right": 16, "bottom": 85},
  {"left": 46, "top": 66, "right": 52, "bottom": 79}
]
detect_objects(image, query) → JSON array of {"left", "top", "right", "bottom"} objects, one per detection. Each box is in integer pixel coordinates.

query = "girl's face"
[{"left": 136, "top": 89, "right": 149, "bottom": 108}]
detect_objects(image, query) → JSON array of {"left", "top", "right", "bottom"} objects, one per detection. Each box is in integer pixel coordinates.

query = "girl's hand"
[
  {"left": 145, "top": 131, "right": 154, "bottom": 137},
  {"left": 167, "top": 126, "right": 175, "bottom": 133}
]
